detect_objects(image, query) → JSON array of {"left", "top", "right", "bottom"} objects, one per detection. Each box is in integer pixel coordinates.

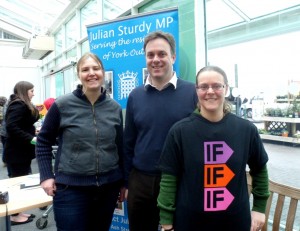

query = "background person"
[
  {"left": 35, "top": 97, "right": 56, "bottom": 135},
  {"left": 43, "top": 97, "right": 55, "bottom": 111},
  {"left": 157, "top": 65, "right": 270, "bottom": 231},
  {"left": 0, "top": 96, "right": 7, "bottom": 124},
  {"left": 0, "top": 96, "right": 12, "bottom": 177},
  {"left": 123, "top": 30, "right": 198, "bottom": 231},
  {"left": 5, "top": 81, "right": 40, "bottom": 225},
  {"left": 36, "top": 52, "right": 125, "bottom": 231},
  {"left": 0, "top": 96, "right": 7, "bottom": 167}
]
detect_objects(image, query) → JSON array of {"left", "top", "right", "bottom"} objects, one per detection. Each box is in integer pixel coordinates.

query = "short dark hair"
[{"left": 143, "top": 31, "right": 176, "bottom": 56}]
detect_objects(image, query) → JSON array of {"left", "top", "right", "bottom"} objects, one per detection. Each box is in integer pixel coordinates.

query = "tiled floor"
[{"left": 0, "top": 136, "right": 299, "bottom": 231}]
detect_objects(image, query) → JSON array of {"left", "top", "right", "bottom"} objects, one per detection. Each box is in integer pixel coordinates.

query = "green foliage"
[{"left": 258, "top": 128, "right": 268, "bottom": 134}]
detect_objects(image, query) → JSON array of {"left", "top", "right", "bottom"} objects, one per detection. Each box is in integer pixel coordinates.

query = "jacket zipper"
[{"left": 92, "top": 104, "right": 100, "bottom": 186}]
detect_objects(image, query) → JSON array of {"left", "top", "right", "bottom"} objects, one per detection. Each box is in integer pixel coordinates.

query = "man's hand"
[{"left": 118, "top": 187, "right": 126, "bottom": 202}]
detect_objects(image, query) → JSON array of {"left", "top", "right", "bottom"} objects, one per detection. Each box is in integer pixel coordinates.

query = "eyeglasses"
[{"left": 196, "top": 83, "right": 225, "bottom": 92}]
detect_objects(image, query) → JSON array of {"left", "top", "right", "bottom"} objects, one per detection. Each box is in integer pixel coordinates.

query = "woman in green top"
[{"left": 157, "top": 66, "right": 269, "bottom": 231}]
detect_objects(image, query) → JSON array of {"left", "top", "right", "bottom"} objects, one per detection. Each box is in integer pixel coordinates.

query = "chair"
[{"left": 247, "top": 172, "right": 300, "bottom": 231}]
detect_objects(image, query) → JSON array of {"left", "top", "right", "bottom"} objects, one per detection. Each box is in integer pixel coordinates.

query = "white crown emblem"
[{"left": 117, "top": 71, "right": 139, "bottom": 100}]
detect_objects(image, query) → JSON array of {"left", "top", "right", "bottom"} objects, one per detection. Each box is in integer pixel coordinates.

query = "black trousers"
[
  {"left": 127, "top": 169, "right": 161, "bottom": 231},
  {"left": 8, "top": 160, "right": 32, "bottom": 178}
]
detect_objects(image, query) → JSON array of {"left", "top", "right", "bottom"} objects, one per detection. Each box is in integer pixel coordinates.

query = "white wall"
[{"left": 0, "top": 43, "right": 42, "bottom": 104}]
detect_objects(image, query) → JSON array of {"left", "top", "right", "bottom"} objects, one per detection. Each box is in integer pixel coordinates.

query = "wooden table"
[{"left": 0, "top": 174, "right": 52, "bottom": 231}]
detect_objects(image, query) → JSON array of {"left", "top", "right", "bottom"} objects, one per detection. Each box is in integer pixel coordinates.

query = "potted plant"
[
  {"left": 281, "top": 129, "right": 289, "bottom": 137},
  {"left": 264, "top": 108, "right": 270, "bottom": 116},
  {"left": 291, "top": 99, "right": 298, "bottom": 118},
  {"left": 274, "top": 108, "right": 282, "bottom": 117},
  {"left": 294, "top": 130, "right": 300, "bottom": 139},
  {"left": 287, "top": 105, "right": 294, "bottom": 118},
  {"left": 258, "top": 128, "right": 268, "bottom": 134},
  {"left": 281, "top": 107, "right": 288, "bottom": 117},
  {"left": 294, "top": 103, "right": 300, "bottom": 118},
  {"left": 270, "top": 108, "right": 275, "bottom": 117}
]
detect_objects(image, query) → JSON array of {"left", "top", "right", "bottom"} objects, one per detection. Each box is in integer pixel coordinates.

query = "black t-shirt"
[{"left": 159, "top": 112, "right": 268, "bottom": 231}]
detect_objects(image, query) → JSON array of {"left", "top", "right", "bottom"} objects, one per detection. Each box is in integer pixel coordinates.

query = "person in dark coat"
[
  {"left": 0, "top": 96, "right": 8, "bottom": 166},
  {"left": 5, "top": 81, "right": 40, "bottom": 226}
]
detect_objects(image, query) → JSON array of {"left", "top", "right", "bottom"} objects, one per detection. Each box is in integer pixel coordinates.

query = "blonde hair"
[{"left": 76, "top": 52, "right": 104, "bottom": 74}]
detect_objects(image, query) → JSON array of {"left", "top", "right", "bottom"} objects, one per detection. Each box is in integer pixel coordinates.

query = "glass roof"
[
  {"left": 206, "top": 0, "right": 300, "bottom": 31},
  {"left": 0, "top": 0, "right": 142, "bottom": 40},
  {"left": 1, "top": 0, "right": 300, "bottom": 40},
  {"left": 0, "top": 0, "right": 71, "bottom": 39}
]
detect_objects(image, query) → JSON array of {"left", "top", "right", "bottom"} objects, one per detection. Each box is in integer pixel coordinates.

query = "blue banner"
[
  {"left": 87, "top": 8, "right": 179, "bottom": 109},
  {"left": 110, "top": 201, "right": 129, "bottom": 231}
]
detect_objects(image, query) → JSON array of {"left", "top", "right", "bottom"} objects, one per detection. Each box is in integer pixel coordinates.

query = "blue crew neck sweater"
[{"left": 123, "top": 78, "right": 198, "bottom": 185}]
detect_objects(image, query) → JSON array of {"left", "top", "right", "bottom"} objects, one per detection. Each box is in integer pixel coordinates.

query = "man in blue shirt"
[{"left": 124, "top": 31, "right": 198, "bottom": 231}]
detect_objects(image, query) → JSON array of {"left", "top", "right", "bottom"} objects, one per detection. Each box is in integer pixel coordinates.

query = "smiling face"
[
  {"left": 145, "top": 38, "right": 176, "bottom": 85},
  {"left": 196, "top": 70, "right": 228, "bottom": 117},
  {"left": 78, "top": 56, "right": 104, "bottom": 93}
]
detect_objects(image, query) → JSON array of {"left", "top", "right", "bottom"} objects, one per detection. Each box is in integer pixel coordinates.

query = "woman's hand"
[
  {"left": 250, "top": 211, "right": 265, "bottom": 231},
  {"left": 161, "top": 224, "right": 174, "bottom": 231},
  {"left": 41, "top": 178, "right": 56, "bottom": 196}
]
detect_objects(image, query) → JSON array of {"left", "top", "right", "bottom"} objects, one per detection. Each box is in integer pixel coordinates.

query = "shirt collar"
[{"left": 144, "top": 72, "right": 178, "bottom": 90}]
